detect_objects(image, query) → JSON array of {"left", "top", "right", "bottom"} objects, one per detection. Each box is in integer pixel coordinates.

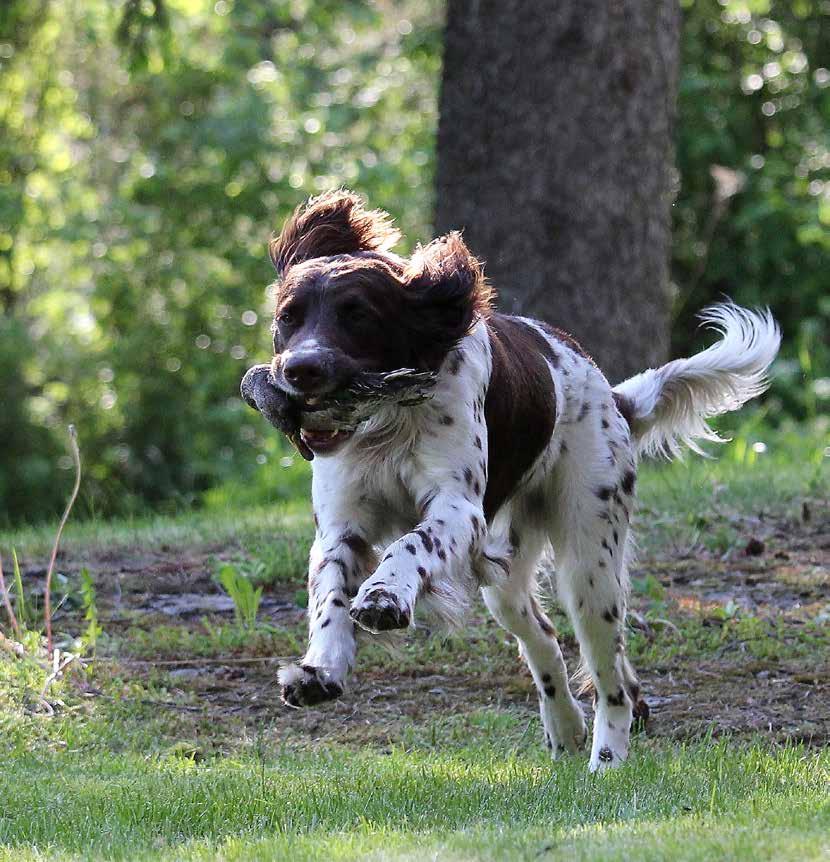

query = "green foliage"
[
  {"left": 10, "top": 549, "right": 28, "bottom": 630},
  {"left": 0, "top": 0, "right": 826, "bottom": 525},
  {"left": 217, "top": 563, "right": 261, "bottom": 629},
  {"left": 78, "top": 567, "right": 101, "bottom": 654},
  {"left": 0, "top": 0, "right": 439, "bottom": 525},
  {"left": 674, "top": 0, "right": 830, "bottom": 416}
]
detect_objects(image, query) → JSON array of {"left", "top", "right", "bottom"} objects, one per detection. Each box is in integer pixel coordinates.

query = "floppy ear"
[
  {"left": 403, "top": 232, "right": 493, "bottom": 367},
  {"left": 269, "top": 189, "right": 401, "bottom": 276}
]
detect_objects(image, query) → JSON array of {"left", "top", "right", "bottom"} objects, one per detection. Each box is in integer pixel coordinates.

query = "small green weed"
[
  {"left": 78, "top": 568, "right": 101, "bottom": 655},
  {"left": 217, "top": 565, "right": 263, "bottom": 630}
]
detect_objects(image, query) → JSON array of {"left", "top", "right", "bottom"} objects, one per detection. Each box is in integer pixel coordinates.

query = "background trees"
[{"left": 0, "top": 0, "right": 827, "bottom": 525}]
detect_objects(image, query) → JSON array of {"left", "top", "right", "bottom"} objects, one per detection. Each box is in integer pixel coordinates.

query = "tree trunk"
[{"left": 435, "top": 0, "right": 681, "bottom": 382}]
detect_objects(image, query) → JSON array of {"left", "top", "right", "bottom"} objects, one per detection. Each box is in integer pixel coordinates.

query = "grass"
[
  {"left": 0, "top": 740, "right": 827, "bottom": 861},
  {"left": 0, "top": 415, "right": 828, "bottom": 860}
]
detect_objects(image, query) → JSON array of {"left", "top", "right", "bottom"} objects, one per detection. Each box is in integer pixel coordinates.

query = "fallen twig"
[
  {"left": 44, "top": 425, "right": 82, "bottom": 658},
  {"left": 38, "top": 648, "right": 78, "bottom": 712},
  {"left": 0, "top": 551, "right": 20, "bottom": 637}
]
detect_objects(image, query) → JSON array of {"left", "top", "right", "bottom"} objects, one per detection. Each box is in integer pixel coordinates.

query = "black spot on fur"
[
  {"left": 531, "top": 599, "right": 557, "bottom": 637},
  {"left": 483, "top": 553, "right": 510, "bottom": 576},
  {"left": 320, "top": 618, "right": 331, "bottom": 628},
  {"left": 544, "top": 685, "right": 557, "bottom": 698},
  {"left": 597, "top": 487, "right": 613, "bottom": 501},
  {"left": 417, "top": 566, "right": 427, "bottom": 578},
  {"left": 332, "top": 598, "right": 345, "bottom": 608},
  {"left": 341, "top": 533, "right": 369, "bottom": 556},
  {"left": 598, "top": 747, "right": 614, "bottom": 763},
  {"left": 621, "top": 470, "right": 636, "bottom": 496},
  {"left": 330, "top": 559, "right": 348, "bottom": 579},
  {"left": 474, "top": 435, "right": 482, "bottom": 449},
  {"left": 607, "top": 688, "right": 626, "bottom": 707},
  {"left": 415, "top": 529, "right": 433, "bottom": 553},
  {"left": 441, "top": 414, "right": 454, "bottom": 426},
  {"left": 406, "top": 544, "right": 416, "bottom": 555},
  {"left": 602, "top": 609, "right": 615, "bottom": 623},
  {"left": 542, "top": 673, "right": 552, "bottom": 683}
]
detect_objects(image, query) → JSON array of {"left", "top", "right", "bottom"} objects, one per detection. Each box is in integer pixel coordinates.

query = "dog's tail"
[{"left": 612, "top": 303, "right": 781, "bottom": 459}]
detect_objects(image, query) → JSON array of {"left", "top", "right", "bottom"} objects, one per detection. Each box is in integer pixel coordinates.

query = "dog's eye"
[
  {"left": 277, "top": 308, "right": 297, "bottom": 327},
  {"left": 340, "top": 301, "right": 374, "bottom": 325}
]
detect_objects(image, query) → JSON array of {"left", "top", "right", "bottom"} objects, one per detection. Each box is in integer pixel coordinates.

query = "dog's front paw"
[
  {"left": 350, "top": 588, "right": 411, "bottom": 633},
  {"left": 278, "top": 663, "right": 344, "bottom": 708}
]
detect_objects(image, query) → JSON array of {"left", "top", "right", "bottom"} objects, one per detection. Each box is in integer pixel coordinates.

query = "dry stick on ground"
[
  {"left": 44, "top": 425, "right": 82, "bottom": 658},
  {"left": 37, "top": 649, "right": 79, "bottom": 714},
  {"left": 0, "top": 551, "right": 21, "bottom": 638}
]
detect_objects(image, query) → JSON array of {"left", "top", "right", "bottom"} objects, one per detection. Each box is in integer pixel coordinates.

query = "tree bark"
[{"left": 436, "top": 0, "right": 680, "bottom": 381}]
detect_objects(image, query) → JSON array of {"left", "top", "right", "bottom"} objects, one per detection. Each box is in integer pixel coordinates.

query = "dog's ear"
[
  {"left": 270, "top": 190, "right": 401, "bottom": 276},
  {"left": 403, "top": 232, "right": 493, "bottom": 366}
]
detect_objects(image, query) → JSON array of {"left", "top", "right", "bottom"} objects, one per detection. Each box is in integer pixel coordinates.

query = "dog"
[{"left": 246, "top": 189, "right": 780, "bottom": 771}]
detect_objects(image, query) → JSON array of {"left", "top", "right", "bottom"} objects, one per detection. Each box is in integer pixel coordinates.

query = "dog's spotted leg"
[
  {"left": 350, "top": 492, "right": 485, "bottom": 633},
  {"left": 279, "top": 503, "right": 376, "bottom": 708},
  {"left": 481, "top": 528, "right": 586, "bottom": 757},
  {"left": 555, "top": 497, "right": 636, "bottom": 770}
]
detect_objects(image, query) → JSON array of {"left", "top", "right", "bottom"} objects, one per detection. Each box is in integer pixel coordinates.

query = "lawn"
[{"left": 0, "top": 417, "right": 828, "bottom": 861}]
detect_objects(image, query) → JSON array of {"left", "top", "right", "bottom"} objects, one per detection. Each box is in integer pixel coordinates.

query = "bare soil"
[{"left": 22, "top": 502, "right": 830, "bottom": 752}]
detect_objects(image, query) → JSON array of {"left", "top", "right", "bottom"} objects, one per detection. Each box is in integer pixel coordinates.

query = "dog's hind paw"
[{"left": 278, "top": 663, "right": 344, "bottom": 708}]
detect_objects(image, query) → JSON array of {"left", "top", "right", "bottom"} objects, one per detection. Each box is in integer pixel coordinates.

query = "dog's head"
[{"left": 264, "top": 190, "right": 491, "bottom": 453}]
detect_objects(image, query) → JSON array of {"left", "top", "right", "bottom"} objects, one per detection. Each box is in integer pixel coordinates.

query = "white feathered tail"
[{"left": 613, "top": 303, "right": 781, "bottom": 459}]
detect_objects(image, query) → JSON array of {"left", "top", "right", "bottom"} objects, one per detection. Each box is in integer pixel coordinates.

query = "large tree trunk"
[{"left": 435, "top": 0, "right": 681, "bottom": 382}]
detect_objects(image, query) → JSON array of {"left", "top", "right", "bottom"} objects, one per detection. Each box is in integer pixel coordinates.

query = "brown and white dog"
[{"left": 251, "top": 190, "right": 780, "bottom": 771}]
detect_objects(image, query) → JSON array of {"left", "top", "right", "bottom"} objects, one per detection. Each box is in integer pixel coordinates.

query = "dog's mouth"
[
  {"left": 299, "top": 399, "right": 355, "bottom": 454},
  {"left": 298, "top": 425, "right": 353, "bottom": 455}
]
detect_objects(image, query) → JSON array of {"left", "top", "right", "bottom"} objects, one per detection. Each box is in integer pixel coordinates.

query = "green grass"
[{"left": 0, "top": 741, "right": 827, "bottom": 861}]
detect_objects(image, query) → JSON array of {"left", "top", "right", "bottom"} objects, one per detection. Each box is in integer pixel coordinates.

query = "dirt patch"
[{"left": 14, "top": 502, "right": 830, "bottom": 751}]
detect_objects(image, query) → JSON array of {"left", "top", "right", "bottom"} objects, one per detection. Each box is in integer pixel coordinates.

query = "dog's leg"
[
  {"left": 279, "top": 497, "right": 377, "bottom": 708},
  {"left": 553, "top": 478, "right": 637, "bottom": 771},
  {"left": 350, "top": 492, "right": 485, "bottom": 633},
  {"left": 481, "top": 526, "right": 586, "bottom": 757}
]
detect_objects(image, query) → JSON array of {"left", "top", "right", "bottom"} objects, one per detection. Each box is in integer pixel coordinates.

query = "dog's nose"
[{"left": 282, "top": 354, "right": 329, "bottom": 393}]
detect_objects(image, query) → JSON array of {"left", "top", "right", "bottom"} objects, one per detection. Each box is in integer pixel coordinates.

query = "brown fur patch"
[
  {"left": 613, "top": 392, "right": 636, "bottom": 427},
  {"left": 483, "top": 315, "right": 557, "bottom": 520},
  {"left": 270, "top": 190, "right": 400, "bottom": 276}
]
